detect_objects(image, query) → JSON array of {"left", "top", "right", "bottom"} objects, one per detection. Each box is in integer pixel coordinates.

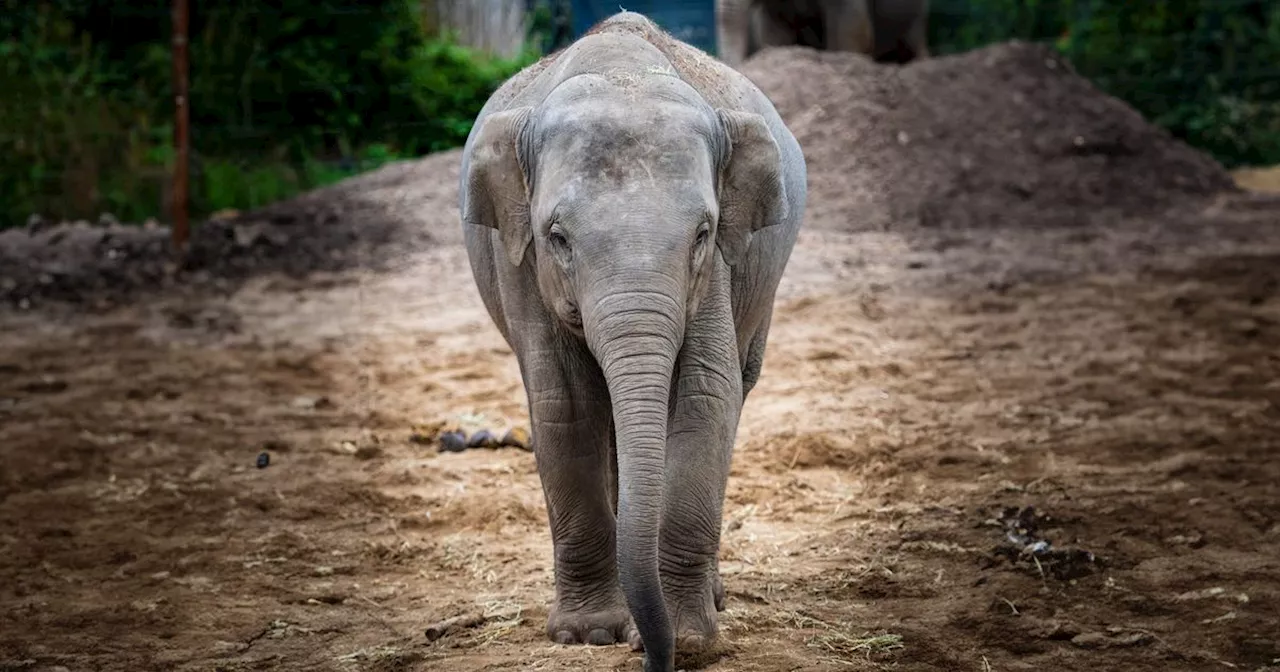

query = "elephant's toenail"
[
  {"left": 629, "top": 631, "right": 644, "bottom": 651},
  {"left": 677, "top": 633, "right": 710, "bottom": 652},
  {"left": 554, "top": 630, "right": 576, "bottom": 645},
  {"left": 586, "top": 628, "right": 614, "bottom": 645}
]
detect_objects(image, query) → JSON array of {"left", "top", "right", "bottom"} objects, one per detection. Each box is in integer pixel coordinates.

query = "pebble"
[
  {"left": 256, "top": 452, "right": 270, "bottom": 469},
  {"left": 1071, "top": 632, "right": 1108, "bottom": 649}
]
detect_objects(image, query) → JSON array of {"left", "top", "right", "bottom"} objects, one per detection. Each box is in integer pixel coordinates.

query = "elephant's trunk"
[{"left": 584, "top": 274, "right": 684, "bottom": 671}]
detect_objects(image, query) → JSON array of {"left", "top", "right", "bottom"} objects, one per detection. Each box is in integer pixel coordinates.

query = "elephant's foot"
[
  {"left": 629, "top": 614, "right": 718, "bottom": 654},
  {"left": 674, "top": 607, "right": 719, "bottom": 653},
  {"left": 624, "top": 585, "right": 719, "bottom": 654},
  {"left": 546, "top": 599, "right": 636, "bottom": 646},
  {"left": 671, "top": 586, "right": 721, "bottom": 653}
]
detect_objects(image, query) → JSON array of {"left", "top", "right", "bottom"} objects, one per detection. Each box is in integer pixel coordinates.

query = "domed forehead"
[{"left": 536, "top": 96, "right": 718, "bottom": 179}]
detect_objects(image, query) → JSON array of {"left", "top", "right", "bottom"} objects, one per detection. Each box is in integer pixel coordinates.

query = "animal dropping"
[
  {"left": 499, "top": 427, "right": 530, "bottom": 451},
  {"left": 438, "top": 431, "right": 467, "bottom": 453},
  {"left": 465, "top": 429, "right": 500, "bottom": 449}
]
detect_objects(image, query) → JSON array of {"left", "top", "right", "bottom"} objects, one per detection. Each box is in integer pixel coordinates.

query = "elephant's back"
[{"left": 579, "top": 13, "right": 778, "bottom": 116}]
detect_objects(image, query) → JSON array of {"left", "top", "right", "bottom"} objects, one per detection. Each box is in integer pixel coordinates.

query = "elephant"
[
  {"left": 458, "top": 11, "right": 806, "bottom": 672},
  {"left": 716, "top": 0, "right": 931, "bottom": 68}
]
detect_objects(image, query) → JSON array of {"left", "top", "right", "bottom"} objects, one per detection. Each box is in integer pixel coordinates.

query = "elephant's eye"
[
  {"left": 695, "top": 227, "right": 709, "bottom": 247},
  {"left": 548, "top": 228, "right": 572, "bottom": 265}
]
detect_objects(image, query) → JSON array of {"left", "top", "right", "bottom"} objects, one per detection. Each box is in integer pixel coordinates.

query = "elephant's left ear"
[
  {"left": 463, "top": 106, "right": 535, "bottom": 267},
  {"left": 715, "top": 109, "right": 789, "bottom": 267}
]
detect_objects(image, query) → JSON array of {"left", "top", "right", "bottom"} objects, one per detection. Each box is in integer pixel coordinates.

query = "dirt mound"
[
  {"left": 0, "top": 150, "right": 462, "bottom": 309},
  {"left": 741, "top": 41, "right": 1236, "bottom": 232}
]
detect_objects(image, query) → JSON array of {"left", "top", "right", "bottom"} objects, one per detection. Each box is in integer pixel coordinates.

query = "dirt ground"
[
  {"left": 3, "top": 42, "right": 1280, "bottom": 672},
  {"left": 4, "top": 195, "right": 1280, "bottom": 671}
]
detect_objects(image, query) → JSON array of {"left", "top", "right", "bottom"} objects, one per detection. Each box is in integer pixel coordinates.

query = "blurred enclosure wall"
[
  {"left": 567, "top": 0, "right": 717, "bottom": 54},
  {"left": 0, "top": 0, "right": 1276, "bottom": 230},
  {"left": 430, "top": 0, "right": 528, "bottom": 59}
]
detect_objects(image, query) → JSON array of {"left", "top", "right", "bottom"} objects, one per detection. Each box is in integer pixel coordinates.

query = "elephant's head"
[{"left": 462, "top": 71, "right": 788, "bottom": 667}]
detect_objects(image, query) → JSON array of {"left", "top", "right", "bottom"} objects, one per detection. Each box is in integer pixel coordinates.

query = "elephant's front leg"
[
  {"left": 660, "top": 275, "right": 744, "bottom": 652},
  {"left": 524, "top": 340, "right": 635, "bottom": 646}
]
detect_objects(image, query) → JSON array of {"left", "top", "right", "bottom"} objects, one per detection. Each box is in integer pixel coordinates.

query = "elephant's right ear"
[
  {"left": 462, "top": 106, "right": 534, "bottom": 267},
  {"left": 715, "top": 108, "right": 789, "bottom": 267}
]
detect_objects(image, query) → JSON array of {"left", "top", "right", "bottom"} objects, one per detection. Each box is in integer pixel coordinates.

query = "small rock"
[
  {"left": 439, "top": 431, "right": 467, "bottom": 453},
  {"left": 1071, "top": 632, "right": 1108, "bottom": 649},
  {"left": 500, "top": 427, "right": 531, "bottom": 451},
  {"left": 466, "top": 429, "right": 500, "bottom": 449},
  {"left": 1025, "top": 540, "right": 1050, "bottom": 555},
  {"left": 1111, "top": 632, "right": 1153, "bottom": 648},
  {"left": 291, "top": 395, "right": 332, "bottom": 410},
  {"left": 234, "top": 222, "right": 265, "bottom": 247},
  {"left": 256, "top": 452, "right": 270, "bottom": 469}
]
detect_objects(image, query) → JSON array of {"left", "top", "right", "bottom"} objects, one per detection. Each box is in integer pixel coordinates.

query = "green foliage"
[
  {"left": 929, "top": 0, "right": 1280, "bottom": 168},
  {"left": 0, "top": 2, "right": 167, "bottom": 225},
  {"left": 0, "top": 0, "right": 537, "bottom": 228}
]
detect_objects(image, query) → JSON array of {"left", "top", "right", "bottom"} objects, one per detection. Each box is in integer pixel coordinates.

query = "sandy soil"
[{"left": 3, "top": 40, "right": 1280, "bottom": 672}]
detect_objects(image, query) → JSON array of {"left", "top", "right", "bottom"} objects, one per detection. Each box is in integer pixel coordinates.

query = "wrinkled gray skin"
[
  {"left": 716, "top": 0, "right": 930, "bottom": 67},
  {"left": 458, "top": 12, "right": 805, "bottom": 672}
]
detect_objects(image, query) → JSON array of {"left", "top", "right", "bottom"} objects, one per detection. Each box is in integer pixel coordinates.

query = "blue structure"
[{"left": 567, "top": 0, "right": 718, "bottom": 55}]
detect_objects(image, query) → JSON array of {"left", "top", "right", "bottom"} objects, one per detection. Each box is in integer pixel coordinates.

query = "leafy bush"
[
  {"left": 0, "top": 0, "right": 537, "bottom": 228},
  {"left": 929, "top": 0, "right": 1280, "bottom": 168}
]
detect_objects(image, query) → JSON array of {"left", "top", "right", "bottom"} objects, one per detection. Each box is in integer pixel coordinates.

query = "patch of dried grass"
[{"left": 770, "top": 610, "right": 904, "bottom": 663}]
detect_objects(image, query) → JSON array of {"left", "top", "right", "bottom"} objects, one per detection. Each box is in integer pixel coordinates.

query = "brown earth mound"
[
  {"left": 741, "top": 41, "right": 1236, "bottom": 232},
  {"left": 0, "top": 151, "right": 461, "bottom": 309}
]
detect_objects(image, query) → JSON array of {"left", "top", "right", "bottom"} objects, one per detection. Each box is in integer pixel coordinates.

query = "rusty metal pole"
[{"left": 171, "top": 0, "right": 190, "bottom": 256}]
